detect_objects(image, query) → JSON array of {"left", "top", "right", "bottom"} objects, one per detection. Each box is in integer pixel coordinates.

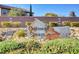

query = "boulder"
[{"left": 45, "top": 27, "right": 60, "bottom": 40}]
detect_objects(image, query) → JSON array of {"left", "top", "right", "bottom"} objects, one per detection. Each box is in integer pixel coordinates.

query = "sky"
[{"left": 5, "top": 4, "right": 79, "bottom": 17}]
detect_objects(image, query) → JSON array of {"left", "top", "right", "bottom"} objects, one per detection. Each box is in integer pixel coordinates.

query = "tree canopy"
[
  {"left": 8, "top": 8, "right": 26, "bottom": 16},
  {"left": 69, "top": 11, "right": 76, "bottom": 17},
  {"left": 45, "top": 13, "right": 58, "bottom": 17}
]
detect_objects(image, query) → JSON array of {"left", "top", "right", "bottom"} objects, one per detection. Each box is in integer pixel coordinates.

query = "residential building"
[{"left": 0, "top": 5, "right": 33, "bottom": 16}]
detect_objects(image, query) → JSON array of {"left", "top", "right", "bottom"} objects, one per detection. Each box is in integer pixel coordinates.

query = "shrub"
[
  {"left": 63, "top": 22, "right": 71, "bottom": 26},
  {"left": 0, "top": 40, "right": 25, "bottom": 53},
  {"left": 3, "top": 38, "right": 79, "bottom": 54},
  {"left": 12, "top": 22, "right": 21, "bottom": 27},
  {"left": 1, "top": 21, "right": 12, "bottom": 27},
  {"left": 48, "top": 22, "right": 58, "bottom": 27},
  {"left": 6, "top": 39, "right": 41, "bottom": 54},
  {"left": 15, "top": 29, "right": 26, "bottom": 37},
  {"left": 63, "top": 22, "right": 79, "bottom": 27},
  {"left": 23, "top": 39, "right": 41, "bottom": 54},
  {"left": 42, "top": 38, "right": 79, "bottom": 54},
  {"left": 8, "top": 39, "right": 41, "bottom": 54},
  {"left": 25, "top": 22, "right": 31, "bottom": 26},
  {"left": 71, "top": 22, "right": 79, "bottom": 27}
]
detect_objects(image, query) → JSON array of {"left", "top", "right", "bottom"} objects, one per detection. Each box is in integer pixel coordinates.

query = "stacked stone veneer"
[
  {"left": 0, "top": 27, "right": 79, "bottom": 40},
  {"left": 70, "top": 27, "right": 79, "bottom": 39}
]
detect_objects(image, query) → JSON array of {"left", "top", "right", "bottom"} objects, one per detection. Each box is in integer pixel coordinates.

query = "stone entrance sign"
[
  {"left": 31, "top": 18, "right": 47, "bottom": 39},
  {"left": 25, "top": 17, "right": 70, "bottom": 40},
  {"left": 53, "top": 26, "right": 70, "bottom": 37}
]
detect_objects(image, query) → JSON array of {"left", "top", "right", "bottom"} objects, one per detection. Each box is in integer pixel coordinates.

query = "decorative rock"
[
  {"left": 45, "top": 27, "right": 60, "bottom": 40},
  {"left": 53, "top": 26, "right": 70, "bottom": 37}
]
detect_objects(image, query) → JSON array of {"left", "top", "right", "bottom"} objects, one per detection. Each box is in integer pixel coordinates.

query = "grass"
[
  {"left": 42, "top": 38, "right": 79, "bottom": 54},
  {"left": 0, "top": 40, "right": 25, "bottom": 53},
  {"left": 1, "top": 38, "right": 79, "bottom": 54}
]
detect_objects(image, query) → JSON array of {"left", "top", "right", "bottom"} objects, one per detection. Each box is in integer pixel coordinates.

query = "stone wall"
[
  {"left": 0, "top": 27, "right": 79, "bottom": 40},
  {"left": 70, "top": 27, "right": 79, "bottom": 39},
  {"left": 0, "top": 17, "right": 79, "bottom": 27}
]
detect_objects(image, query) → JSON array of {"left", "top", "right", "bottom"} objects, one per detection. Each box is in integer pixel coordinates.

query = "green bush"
[
  {"left": 0, "top": 40, "right": 25, "bottom": 53},
  {"left": 42, "top": 38, "right": 79, "bottom": 54},
  {"left": 25, "top": 22, "right": 31, "bottom": 26},
  {"left": 48, "top": 22, "right": 58, "bottom": 27},
  {"left": 2, "top": 38, "right": 79, "bottom": 54},
  {"left": 71, "top": 22, "right": 79, "bottom": 27},
  {"left": 12, "top": 22, "right": 21, "bottom": 27},
  {"left": 63, "top": 22, "right": 71, "bottom": 26},
  {"left": 23, "top": 39, "right": 41, "bottom": 54},
  {"left": 1, "top": 21, "right": 12, "bottom": 27},
  {"left": 63, "top": 22, "right": 79, "bottom": 27},
  {"left": 7, "top": 39, "right": 41, "bottom": 54},
  {"left": 15, "top": 29, "right": 26, "bottom": 37},
  {"left": 14, "top": 38, "right": 79, "bottom": 54}
]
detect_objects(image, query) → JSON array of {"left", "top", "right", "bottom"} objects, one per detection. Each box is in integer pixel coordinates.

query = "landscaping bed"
[
  {"left": 0, "top": 38, "right": 79, "bottom": 54},
  {"left": 0, "top": 27, "right": 79, "bottom": 54}
]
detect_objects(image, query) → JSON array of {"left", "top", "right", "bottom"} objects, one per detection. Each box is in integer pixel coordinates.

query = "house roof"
[
  {"left": 0, "top": 5, "right": 14, "bottom": 9},
  {"left": 0, "top": 5, "right": 30, "bottom": 13}
]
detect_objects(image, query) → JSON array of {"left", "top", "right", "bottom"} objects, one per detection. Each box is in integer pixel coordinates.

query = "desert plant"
[
  {"left": 42, "top": 38, "right": 79, "bottom": 54},
  {"left": 14, "top": 29, "right": 26, "bottom": 37},
  {"left": 23, "top": 39, "right": 41, "bottom": 54},
  {"left": 48, "top": 22, "right": 58, "bottom": 27},
  {"left": 0, "top": 40, "right": 25, "bottom": 53},
  {"left": 71, "top": 22, "right": 79, "bottom": 27},
  {"left": 63, "top": 22, "right": 79, "bottom": 27},
  {"left": 1, "top": 21, "right": 12, "bottom": 27},
  {"left": 25, "top": 22, "right": 31, "bottom": 26},
  {"left": 63, "top": 21, "right": 71, "bottom": 26},
  {"left": 2, "top": 38, "right": 79, "bottom": 54},
  {"left": 12, "top": 22, "right": 21, "bottom": 27}
]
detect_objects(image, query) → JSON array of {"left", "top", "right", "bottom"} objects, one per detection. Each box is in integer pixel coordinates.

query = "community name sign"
[{"left": 31, "top": 18, "right": 70, "bottom": 40}]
